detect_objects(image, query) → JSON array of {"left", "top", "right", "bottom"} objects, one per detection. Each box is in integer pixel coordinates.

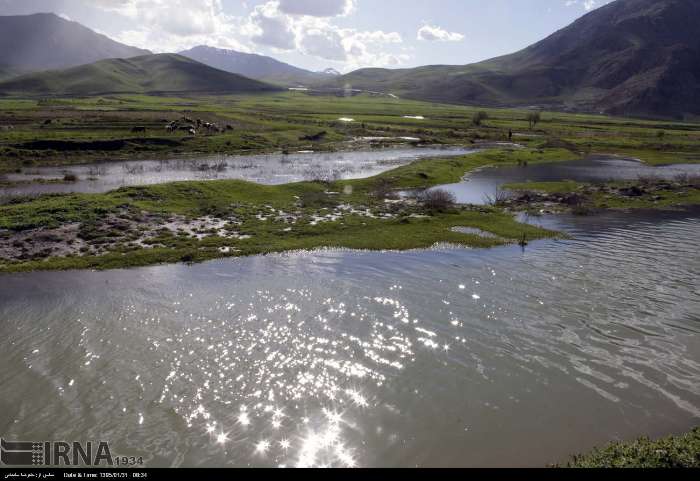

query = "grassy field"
[
  {"left": 563, "top": 428, "right": 700, "bottom": 468},
  {"left": 1, "top": 92, "right": 699, "bottom": 272},
  {"left": 502, "top": 177, "right": 700, "bottom": 211},
  {"left": 1, "top": 91, "right": 700, "bottom": 175},
  {"left": 0, "top": 54, "right": 275, "bottom": 97},
  {"left": 0, "top": 149, "right": 566, "bottom": 273}
]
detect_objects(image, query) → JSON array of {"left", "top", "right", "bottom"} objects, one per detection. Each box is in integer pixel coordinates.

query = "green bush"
[{"left": 565, "top": 428, "right": 700, "bottom": 468}]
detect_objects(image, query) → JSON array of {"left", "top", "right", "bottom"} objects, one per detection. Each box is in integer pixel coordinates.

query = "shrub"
[
  {"left": 372, "top": 178, "right": 398, "bottom": 200},
  {"left": 419, "top": 189, "right": 457, "bottom": 211},
  {"left": 299, "top": 191, "right": 338, "bottom": 209},
  {"left": 482, "top": 190, "right": 510, "bottom": 207},
  {"left": 527, "top": 112, "right": 542, "bottom": 129},
  {"left": 472, "top": 111, "right": 489, "bottom": 127},
  {"left": 180, "top": 251, "right": 196, "bottom": 264},
  {"left": 564, "top": 428, "right": 700, "bottom": 468}
]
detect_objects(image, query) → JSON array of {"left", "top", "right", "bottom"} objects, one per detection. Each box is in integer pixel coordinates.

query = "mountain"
[
  {"left": 0, "top": 65, "right": 24, "bottom": 81},
  {"left": 332, "top": 0, "right": 700, "bottom": 118},
  {"left": 0, "top": 13, "right": 150, "bottom": 71},
  {"left": 0, "top": 54, "right": 279, "bottom": 96},
  {"left": 178, "top": 46, "right": 328, "bottom": 86}
]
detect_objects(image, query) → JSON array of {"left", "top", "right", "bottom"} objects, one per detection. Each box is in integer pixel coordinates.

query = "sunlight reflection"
[{"left": 149, "top": 283, "right": 463, "bottom": 467}]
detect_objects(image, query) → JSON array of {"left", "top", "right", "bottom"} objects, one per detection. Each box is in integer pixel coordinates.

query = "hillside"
[
  {"left": 332, "top": 0, "right": 700, "bottom": 118},
  {"left": 0, "top": 13, "right": 150, "bottom": 71},
  {"left": 0, "top": 54, "right": 279, "bottom": 96},
  {"left": 178, "top": 46, "right": 329, "bottom": 86},
  {"left": 0, "top": 65, "right": 25, "bottom": 81}
]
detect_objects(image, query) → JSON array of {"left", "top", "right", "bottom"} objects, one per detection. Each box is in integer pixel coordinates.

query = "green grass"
[
  {"left": 0, "top": 148, "right": 570, "bottom": 230},
  {"left": 2, "top": 91, "right": 700, "bottom": 272},
  {"left": 0, "top": 149, "right": 564, "bottom": 273},
  {"left": 7, "top": 209, "right": 548, "bottom": 273},
  {"left": 503, "top": 180, "right": 700, "bottom": 210},
  {"left": 0, "top": 54, "right": 277, "bottom": 97},
  {"left": 2, "top": 91, "right": 700, "bottom": 175},
  {"left": 564, "top": 428, "right": 700, "bottom": 468}
]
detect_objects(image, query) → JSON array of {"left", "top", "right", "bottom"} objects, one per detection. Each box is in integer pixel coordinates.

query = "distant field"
[
  {"left": 1, "top": 91, "right": 699, "bottom": 273},
  {"left": 1, "top": 92, "right": 700, "bottom": 174}
]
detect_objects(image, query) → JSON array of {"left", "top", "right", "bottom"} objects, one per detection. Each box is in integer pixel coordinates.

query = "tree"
[
  {"left": 527, "top": 112, "right": 542, "bottom": 129},
  {"left": 472, "top": 111, "right": 489, "bottom": 127}
]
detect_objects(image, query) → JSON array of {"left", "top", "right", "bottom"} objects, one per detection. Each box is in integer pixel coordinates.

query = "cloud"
[
  {"left": 277, "top": 0, "right": 355, "bottom": 17},
  {"left": 86, "top": 0, "right": 250, "bottom": 52},
  {"left": 244, "top": 1, "right": 405, "bottom": 68},
  {"left": 417, "top": 24, "right": 464, "bottom": 42},
  {"left": 564, "top": 0, "right": 612, "bottom": 11},
  {"left": 298, "top": 23, "right": 347, "bottom": 61},
  {"left": 0, "top": 0, "right": 409, "bottom": 69},
  {"left": 245, "top": 1, "right": 296, "bottom": 50},
  {"left": 91, "top": 0, "right": 224, "bottom": 36},
  {"left": 339, "top": 28, "right": 406, "bottom": 69}
]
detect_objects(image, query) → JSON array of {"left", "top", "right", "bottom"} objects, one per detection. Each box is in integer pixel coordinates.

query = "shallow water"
[
  {"left": 1, "top": 207, "right": 698, "bottom": 467},
  {"left": 0, "top": 147, "right": 472, "bottom": 197},
  {"left": 438, "top": 155, "right": 700, "bottom": 204}
]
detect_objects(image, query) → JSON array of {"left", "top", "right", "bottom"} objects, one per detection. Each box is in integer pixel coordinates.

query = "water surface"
[
  {"left": 0, "top": 147, "right": 471, "bottom": 197},
  {"left": 1, "top": 207, "right": 698, "bottom": 468},
  {"left": 438, "top": 155, "right": 700, "bottom": 204}
]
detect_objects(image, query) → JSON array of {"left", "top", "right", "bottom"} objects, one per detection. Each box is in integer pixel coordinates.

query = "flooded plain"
[
  {"left": 0, "top": 207, "right": 698, "bottom": 468},
  {"left": 1, "top": 149, "right": 699, "bottom": 467},
  {"left": 0, "top": 147, "right": 472, "bottom": 198},
  {"left": 437, "top": 155, "right": 700, "bottom": 204}
]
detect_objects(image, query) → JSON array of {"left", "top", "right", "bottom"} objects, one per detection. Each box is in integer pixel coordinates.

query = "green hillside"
[
  {"left": 0, "top": 54, "right": 279, "bottom": 97},
  {"left": 0, "top": 66, "right": 23, "bottom": 82},
  {"left": 331, "top": 0, "right": 700, "bottom": 119}
]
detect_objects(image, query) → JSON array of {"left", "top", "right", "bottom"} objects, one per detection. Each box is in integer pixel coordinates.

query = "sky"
[{"left": 0, "top": 0, "right": 615, "bottom": 73}]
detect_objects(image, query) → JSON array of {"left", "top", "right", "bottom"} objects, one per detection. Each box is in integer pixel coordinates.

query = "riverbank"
[
  {"left": 4, "top": 146, "right": 700, "bottom": 273},
  {"left": 0, "top": 149, "right": 569, "bottom": 273},
  {"left": 563, "top": 428, "right": 700, "bottom": 468},
  {"left": 502, "top": 176, "right": 700, "bottom": 214},
  {"left": 4, "top": 142, "right": 700, "bottom": 274}
]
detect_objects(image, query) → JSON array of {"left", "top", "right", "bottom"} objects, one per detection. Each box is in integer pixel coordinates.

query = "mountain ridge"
[
  {"left": 330, "top": 0, "right": 700, "bottom": 118},
  {"left": 178, "top": 45, "right": 333, "bottom": 86},
  {"left": 0, "top": 54, "right": 279, "bottom": 96},
  {"left": 0, "top": 13, "right": 151, "bottom": 71}
]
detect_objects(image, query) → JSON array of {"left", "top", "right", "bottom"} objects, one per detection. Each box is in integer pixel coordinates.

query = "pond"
[
  {"left": 0, "top": 147, "right": 472, "bottom": 198},
  {"left": 0, "top": 206, "right": 698, "bottom": 467}
]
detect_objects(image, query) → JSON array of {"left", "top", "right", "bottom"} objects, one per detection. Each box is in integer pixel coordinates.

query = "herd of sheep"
[{"left": 163, "top": 116, "right": 234, "bottom": 136}]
